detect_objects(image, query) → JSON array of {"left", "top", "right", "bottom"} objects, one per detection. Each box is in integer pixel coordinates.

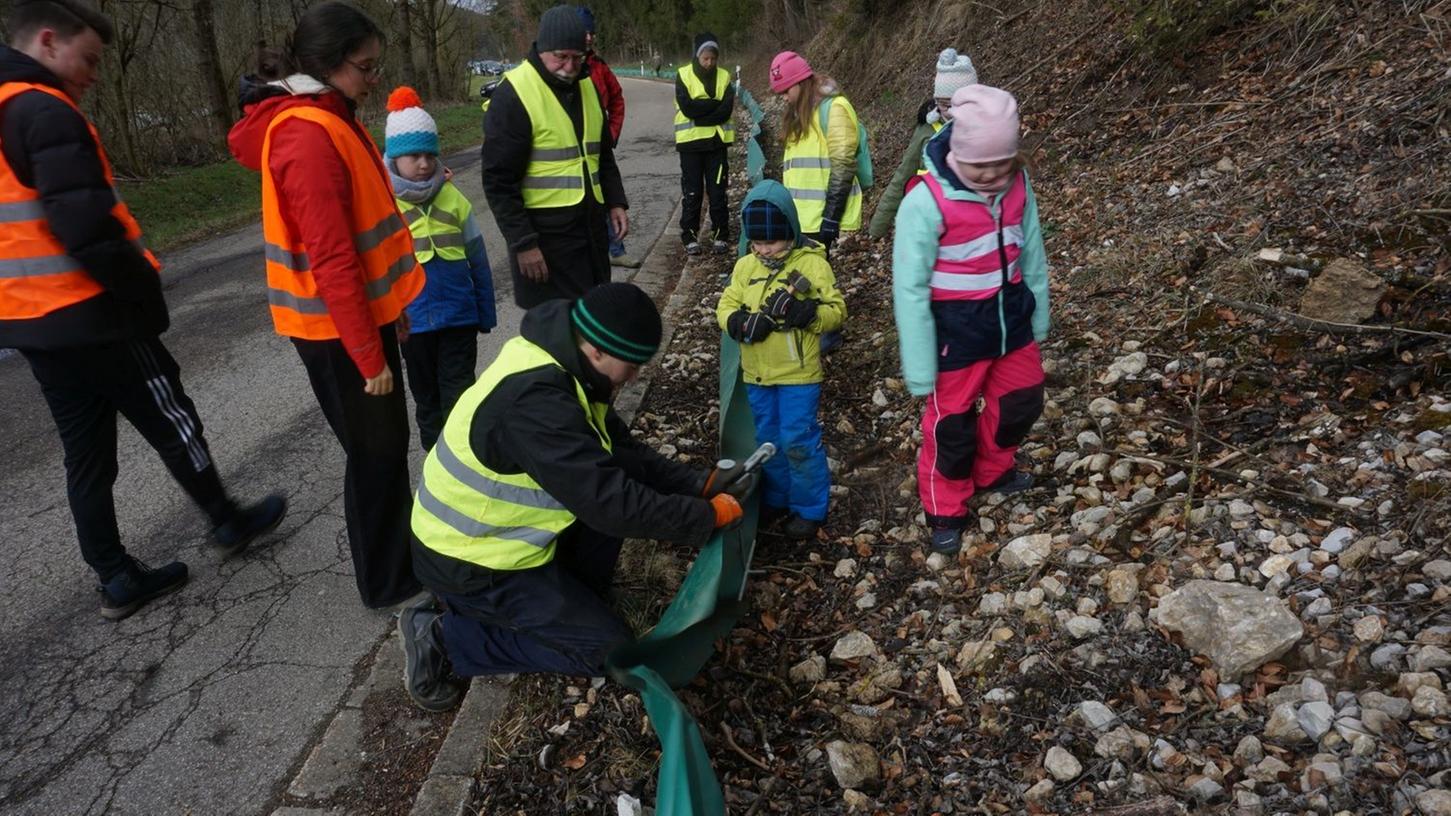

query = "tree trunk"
[
  {"left": 190, "top": 0, "right": 232, "bottom": 149},
  {"left": 422, "top": 0, "right": 444, "bottom": 100},
  {"left": 397, "top": 0, "right": 420, "bottom": 91}
]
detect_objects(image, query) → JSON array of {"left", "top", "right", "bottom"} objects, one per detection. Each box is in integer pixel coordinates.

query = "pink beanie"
[
  {"left": 769, "top": 51, "right": 813, "bottom": 94},
  {"left": 947, "top": 84, "right": 1020, "bottom": 164}
]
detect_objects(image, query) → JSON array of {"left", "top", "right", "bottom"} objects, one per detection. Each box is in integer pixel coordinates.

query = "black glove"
[
  {"left": 818, "top": 217, "right": 840, "bottom": 246},
  {"left": 783, "top": 297, "right": 820, "bottom": 329},
  {"left": 762, "top": 288, "right": 794, "bottom": 320},
  {"left": 726, "top": 309, "right": 750, "bottom": 342}
]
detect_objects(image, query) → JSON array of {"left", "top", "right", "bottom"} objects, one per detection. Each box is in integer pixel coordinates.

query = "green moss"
[{"left": 1121, "top": 0, "right": 1268, "bottom": 58}]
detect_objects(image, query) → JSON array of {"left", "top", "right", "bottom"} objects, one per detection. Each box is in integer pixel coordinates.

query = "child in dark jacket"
[
  {"left": 892, "top": 85, "right": 1049, "bottom": 555},
  {"left": 716, "top": 181, "right": 847, "bottom": 539},
  {"left": 386, "top": 87, "right": 497, "bottom": 451}
]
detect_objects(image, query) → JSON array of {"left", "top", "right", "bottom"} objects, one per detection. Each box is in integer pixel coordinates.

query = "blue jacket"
[
  {"left": 403, "top": 181, "right": 497, "bottom": 334},
  {"left": 891, "top": 126, "right": 1049, "bottom": 396}
]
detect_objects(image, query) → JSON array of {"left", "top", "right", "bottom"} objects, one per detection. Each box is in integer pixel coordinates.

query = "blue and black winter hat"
[
  {"left": 570, "top": 283, "right": 662, "bottom": 364},
  {"left": 742, "top": 199, "right": 795, "bottom": 242}
]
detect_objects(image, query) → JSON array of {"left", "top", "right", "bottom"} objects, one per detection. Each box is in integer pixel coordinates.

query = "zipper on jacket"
[{"left": 992, "top": 198, "right": 1009, "bottom": 358}]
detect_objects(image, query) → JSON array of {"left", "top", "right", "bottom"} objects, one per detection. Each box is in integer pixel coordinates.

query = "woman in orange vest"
[{"left": 229, "top": 1, "right": 425, "bottom": 608}]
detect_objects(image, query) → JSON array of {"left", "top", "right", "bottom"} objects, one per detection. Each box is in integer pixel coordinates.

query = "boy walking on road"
[{"left": 0, "top": 0, "right": 285, "bottom": 620}]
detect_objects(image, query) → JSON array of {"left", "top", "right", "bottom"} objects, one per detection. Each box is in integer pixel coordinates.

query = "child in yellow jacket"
[{"left": 716, "top": 180, "right": 846, "bottom": 538}]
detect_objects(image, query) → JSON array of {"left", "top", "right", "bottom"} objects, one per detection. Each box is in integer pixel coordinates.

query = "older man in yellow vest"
[{"left": 482, "top": 5, "right": 629, "bottom": 308}]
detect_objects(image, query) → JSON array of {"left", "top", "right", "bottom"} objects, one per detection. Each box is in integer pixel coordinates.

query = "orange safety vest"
[
  {"left": 259, "top": 106, "right": 422, "bottom": 339},
  {"left": 0, "top": 82, "right": 159, "bottom": 320}
]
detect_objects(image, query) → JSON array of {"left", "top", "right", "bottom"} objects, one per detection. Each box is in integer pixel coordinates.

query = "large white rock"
[
  {"left": 1000, "top": 534, "right": 1052, "bottom": 570},
  {"left": 1151, "top": 580, "right": 1304, "bottom": 677},
  {"left": 830, "top": 631, "right": 879, "bottom": 662},
  {"left": 1043, "top": 746, "right": 1082, "bottom": 781},
  {"left": 826, "top": 741, "right": 881, "bottom": 790}
]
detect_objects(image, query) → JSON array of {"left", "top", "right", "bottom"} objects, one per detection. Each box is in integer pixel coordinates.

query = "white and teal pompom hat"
[{"left": 384, "top": 86, "right": 439, "bottom": 159}]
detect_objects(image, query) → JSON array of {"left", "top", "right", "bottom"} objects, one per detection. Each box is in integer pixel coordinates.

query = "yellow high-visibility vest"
[
  {"left": 398, "top": 183, "right": 471, "bottom": 264},
  {"left": 504, "top": 61, "right": 604, "bottom": 208},
  {"left": 673, "top": 66, "right": 735, "bottom": 146},
  {"left": 411, "top": 337, "right": 612, "bottom": 571},
  {"left": 783, "top": 96, "right": 863, "bottom": 233}
]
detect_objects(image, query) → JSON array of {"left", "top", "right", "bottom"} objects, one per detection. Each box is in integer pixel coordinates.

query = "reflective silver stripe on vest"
[
  {"left": 786, "top": 187, "right": 827, "bottom": 200},
  {"left": 0, "top": 199, "right": 46, "bottom": 222},
  {"left": 784, "top": 157, "right": 830, "bottom": 170},
  {"left": 938, "top": 225, "right": 1024, "bottom": 263},
  {"left": 416, "top": 473, "right": 558, "bottom": 547},
  {"left": 673, "top": 122, "right": 695, "bottom": 132},
  {"left": 365, "top": 253, "right": 417, "bottom": 299},
  {"left": 584, "top": 141, "right": 600, "bottom": 155},
  {"left": 531, "top": 147, "right": 580, "bottom": 162},
  {"left": 523, "top": 176, "right": 585, "bottom": 189},
  {"left": 265, "top": 242, "right": 310, "bottom": 272},
  {"left": 429, "top": 207, "right": 462, "bottom": 228},
  {"left": 435, "top": 438, "right": 566, "bottom": 511},
  {"left": 0, "top": 253, "right": 80, "bottom": 278},
  {"left": 355, "top": 212, "right": 405, "bottom": 254},
  {"left": 266, "top": 286, "right": 330, "bottom": 314},
  {"left": 403, "top": 208, "right": 425, "bottom": 225},
  {"left": 429, "top": 233, "right": 467, "bottom": 249},
  {"left": 930, "top": 260, "right": 1021, "bottom": 291}
]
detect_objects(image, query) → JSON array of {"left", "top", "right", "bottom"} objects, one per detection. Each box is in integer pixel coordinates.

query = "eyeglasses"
[
  {"left": 548, "top": 51, "right": 586, "bottom": 64},
  {"left": 346, "top": 58, "right": 384, "bottom": 79}
]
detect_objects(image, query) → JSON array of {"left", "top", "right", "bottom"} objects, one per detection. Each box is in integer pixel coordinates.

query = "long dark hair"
[{"left": 255, "top": 1, "right": 384, "bottom": 81}]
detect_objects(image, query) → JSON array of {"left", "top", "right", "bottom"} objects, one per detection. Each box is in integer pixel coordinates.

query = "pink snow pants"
[{"left": 918, "top": 341, "right": 1045, "bottom": 529}]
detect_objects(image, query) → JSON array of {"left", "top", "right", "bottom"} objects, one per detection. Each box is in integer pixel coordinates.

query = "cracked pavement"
[{"left": 0, "top": 78, "right": 678, "bottom": 815}]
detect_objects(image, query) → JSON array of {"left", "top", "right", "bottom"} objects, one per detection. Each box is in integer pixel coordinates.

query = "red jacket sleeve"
[
  {"left": 268, "top": 119, "right": 386, "bottom": 379},
  {"left": 591, "top": 61, "right": 626, "bottom": 146}
]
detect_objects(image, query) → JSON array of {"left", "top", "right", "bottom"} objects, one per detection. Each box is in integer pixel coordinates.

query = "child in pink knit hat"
[{"left": 889, "top": 83, "right": 1050, "bottom": 555}]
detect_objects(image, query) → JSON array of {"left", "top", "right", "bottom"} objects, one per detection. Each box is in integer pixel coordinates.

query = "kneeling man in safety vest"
[{"left": 399, "top": 283, "right": 744, "bottom": 710}]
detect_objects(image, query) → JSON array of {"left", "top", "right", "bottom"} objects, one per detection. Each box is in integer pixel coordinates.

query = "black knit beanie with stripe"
[{"left": 570, "top": 283, "right": 661, "bottom": 364}]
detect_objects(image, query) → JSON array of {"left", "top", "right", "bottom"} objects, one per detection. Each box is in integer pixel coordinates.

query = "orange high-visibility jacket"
[
  {"left": 260, "top": 106, "right": 422, "bottom": 340},
  {"left": 0, "top": 82, "right": 159, "bottom": 321}
]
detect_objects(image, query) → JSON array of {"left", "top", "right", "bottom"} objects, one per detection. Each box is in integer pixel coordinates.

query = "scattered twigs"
[
  {"left": 1192, "top": 285, "right": 1451, "bottom": 340},
  {"left": 718, "top": 721, "right": 772, "bottom": 772},
  {"left": 1089, "top": 795, "right": 1185, "bottom": 816},
  {"left": 1104, "top": 448, "right": 1373, "bottom": 518}
]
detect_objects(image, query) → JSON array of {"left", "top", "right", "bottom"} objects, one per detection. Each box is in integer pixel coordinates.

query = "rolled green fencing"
[
  {"left": 739, "top": 86, "right": 768, "bottom": 187},
  {"left": 605, "top": 335, "right": 761, "bottom": 816}
]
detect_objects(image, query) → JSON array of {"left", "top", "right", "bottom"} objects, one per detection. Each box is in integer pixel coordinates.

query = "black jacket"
[
  {"left": 482, "top": 49, "right": 627, "bottom": 254},
  {"left": 0, "top": 46, "right": 167, "bottom": 350},
  {"left": 413, "top": 299, "right": 717, "bottom": 595},
  {"left": 482, "top": 49, "right": 628, "bottom": 308},
  {"left": 674, "top": 61, "right": 735, "bottom": 154}
]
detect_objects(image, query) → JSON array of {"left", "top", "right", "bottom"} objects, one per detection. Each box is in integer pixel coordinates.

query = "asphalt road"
[{"left": 0, "top": 77, "right": 680, "bottom": 816}]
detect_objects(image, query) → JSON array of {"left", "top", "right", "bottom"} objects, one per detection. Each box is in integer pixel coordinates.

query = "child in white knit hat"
[
  {"left": 869, "top": 48, "right": 978, "bottom": 237},
  {"left": 385, "top": 86, "right": 497, "bottom": 452}
]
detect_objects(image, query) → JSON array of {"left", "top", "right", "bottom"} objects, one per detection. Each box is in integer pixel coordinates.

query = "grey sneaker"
[
  {"left": 399, "top": 603, "right": 462, "bottom": 712},
  {"left": 711, "top": 239, "right": 730, "bottom": 254},
  {"left": 611, "top": 253, "right": 643, "bottom": 268},
  {"left": 685, "top": 241, "right": 702, "bottom": 256}
]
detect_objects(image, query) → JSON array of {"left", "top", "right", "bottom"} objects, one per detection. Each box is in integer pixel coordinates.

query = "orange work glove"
[{"left": 710, "top": 493, "right": 743, "bottom": 529}]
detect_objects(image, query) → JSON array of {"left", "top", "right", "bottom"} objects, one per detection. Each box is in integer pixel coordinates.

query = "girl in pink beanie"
[
  {"left": 889, "top": 83, "right": 1050, "bottom": 556},
  {"left": 769, "top": 51, "right": 864, "bottom": 254}
]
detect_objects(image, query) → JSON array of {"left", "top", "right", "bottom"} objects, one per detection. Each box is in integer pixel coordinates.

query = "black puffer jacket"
[
  {"left": 674, "top": 32, "right": 735, "bottom": 154},
  {"left": 0, "top": 46, "right": 167, "bottom": 350},
  {"left": 413, "top": 299, "right": 717, "bottom": 595}
]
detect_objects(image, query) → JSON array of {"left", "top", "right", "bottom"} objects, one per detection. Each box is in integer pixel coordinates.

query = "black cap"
[
  {"left": 570, "top": 283, "right": 662, "bottom": 364},
  {"left": 537, "top": 5, "right": 586, "bottom": 53}
]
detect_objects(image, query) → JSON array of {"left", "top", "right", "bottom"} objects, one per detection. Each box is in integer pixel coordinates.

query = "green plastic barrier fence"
[
  {"left": 605, "top": 335, "right": 760, "bottom": 816},
  {"left": 738, "top": 87, "right": 767, "bottom": 186}
]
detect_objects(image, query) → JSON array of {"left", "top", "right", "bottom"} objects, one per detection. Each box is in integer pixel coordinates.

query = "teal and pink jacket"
[{"left": 890, "top": 126, "right": 1049, "bottom": 396}]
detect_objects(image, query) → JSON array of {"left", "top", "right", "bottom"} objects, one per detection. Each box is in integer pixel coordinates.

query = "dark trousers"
[
  {"left": 400, "top": 326, "right": 479, "bottom": 452},
  {"left": 292, "top": 323, "right": 420, "bottom": 607},
  {"left": 679, "top": 147, "right": 730, "bottom": 244},
  {"left": 437, "top": 525, "right": 631, "bottom": 677},
  {"left": 22, "top": 337, "right": 236, "bottom": 582}
]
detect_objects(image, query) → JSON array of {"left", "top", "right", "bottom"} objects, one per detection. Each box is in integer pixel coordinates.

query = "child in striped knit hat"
[{"left": 385, "top": 86, "right": 497, "bottom": 452}]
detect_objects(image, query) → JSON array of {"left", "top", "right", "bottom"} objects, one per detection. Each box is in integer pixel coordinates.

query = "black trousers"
[
  {"left": 292, "top": 323, "right": 420, "bottom": 607},
  {"left": 22, "top": 337, "right": 236, "bottom": 582},
  {"left": 400, "top": 326, "right": 479, "bottom": 452},
  {"left": 679, "top": 147, "right": 730, "bottom": 244},
  {"left": 435, "top": 525, "right": 630, "bottom": 677}
]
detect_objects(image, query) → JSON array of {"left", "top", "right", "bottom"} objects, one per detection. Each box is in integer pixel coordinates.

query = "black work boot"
[
  {"left": 399, "top": 602, "right": 462, "bottom": 712},
  {"left": 99, "top": 558, "right": 189, "bottom": 621},
  {"left": 212, "top": 494, "right": 287, "bottom": 558},
  {"left": 781, "top": 515, "right": 821, "bottom": 540},
  {"left": 985, "top": 470, "right": 1034, "bottom": 497},
  {"left": 929, "top": 526, "right": 963, "bottom": 555}
]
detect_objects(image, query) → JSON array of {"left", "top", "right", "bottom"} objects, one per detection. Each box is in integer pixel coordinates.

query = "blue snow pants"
[{"left": 746, "top": 383, "right": 830, "bottom": 522}]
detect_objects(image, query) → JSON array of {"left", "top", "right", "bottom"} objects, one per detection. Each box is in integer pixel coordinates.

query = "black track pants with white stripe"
[{"left": 22, "top": 336, "right": 236, "bottom": 582}]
